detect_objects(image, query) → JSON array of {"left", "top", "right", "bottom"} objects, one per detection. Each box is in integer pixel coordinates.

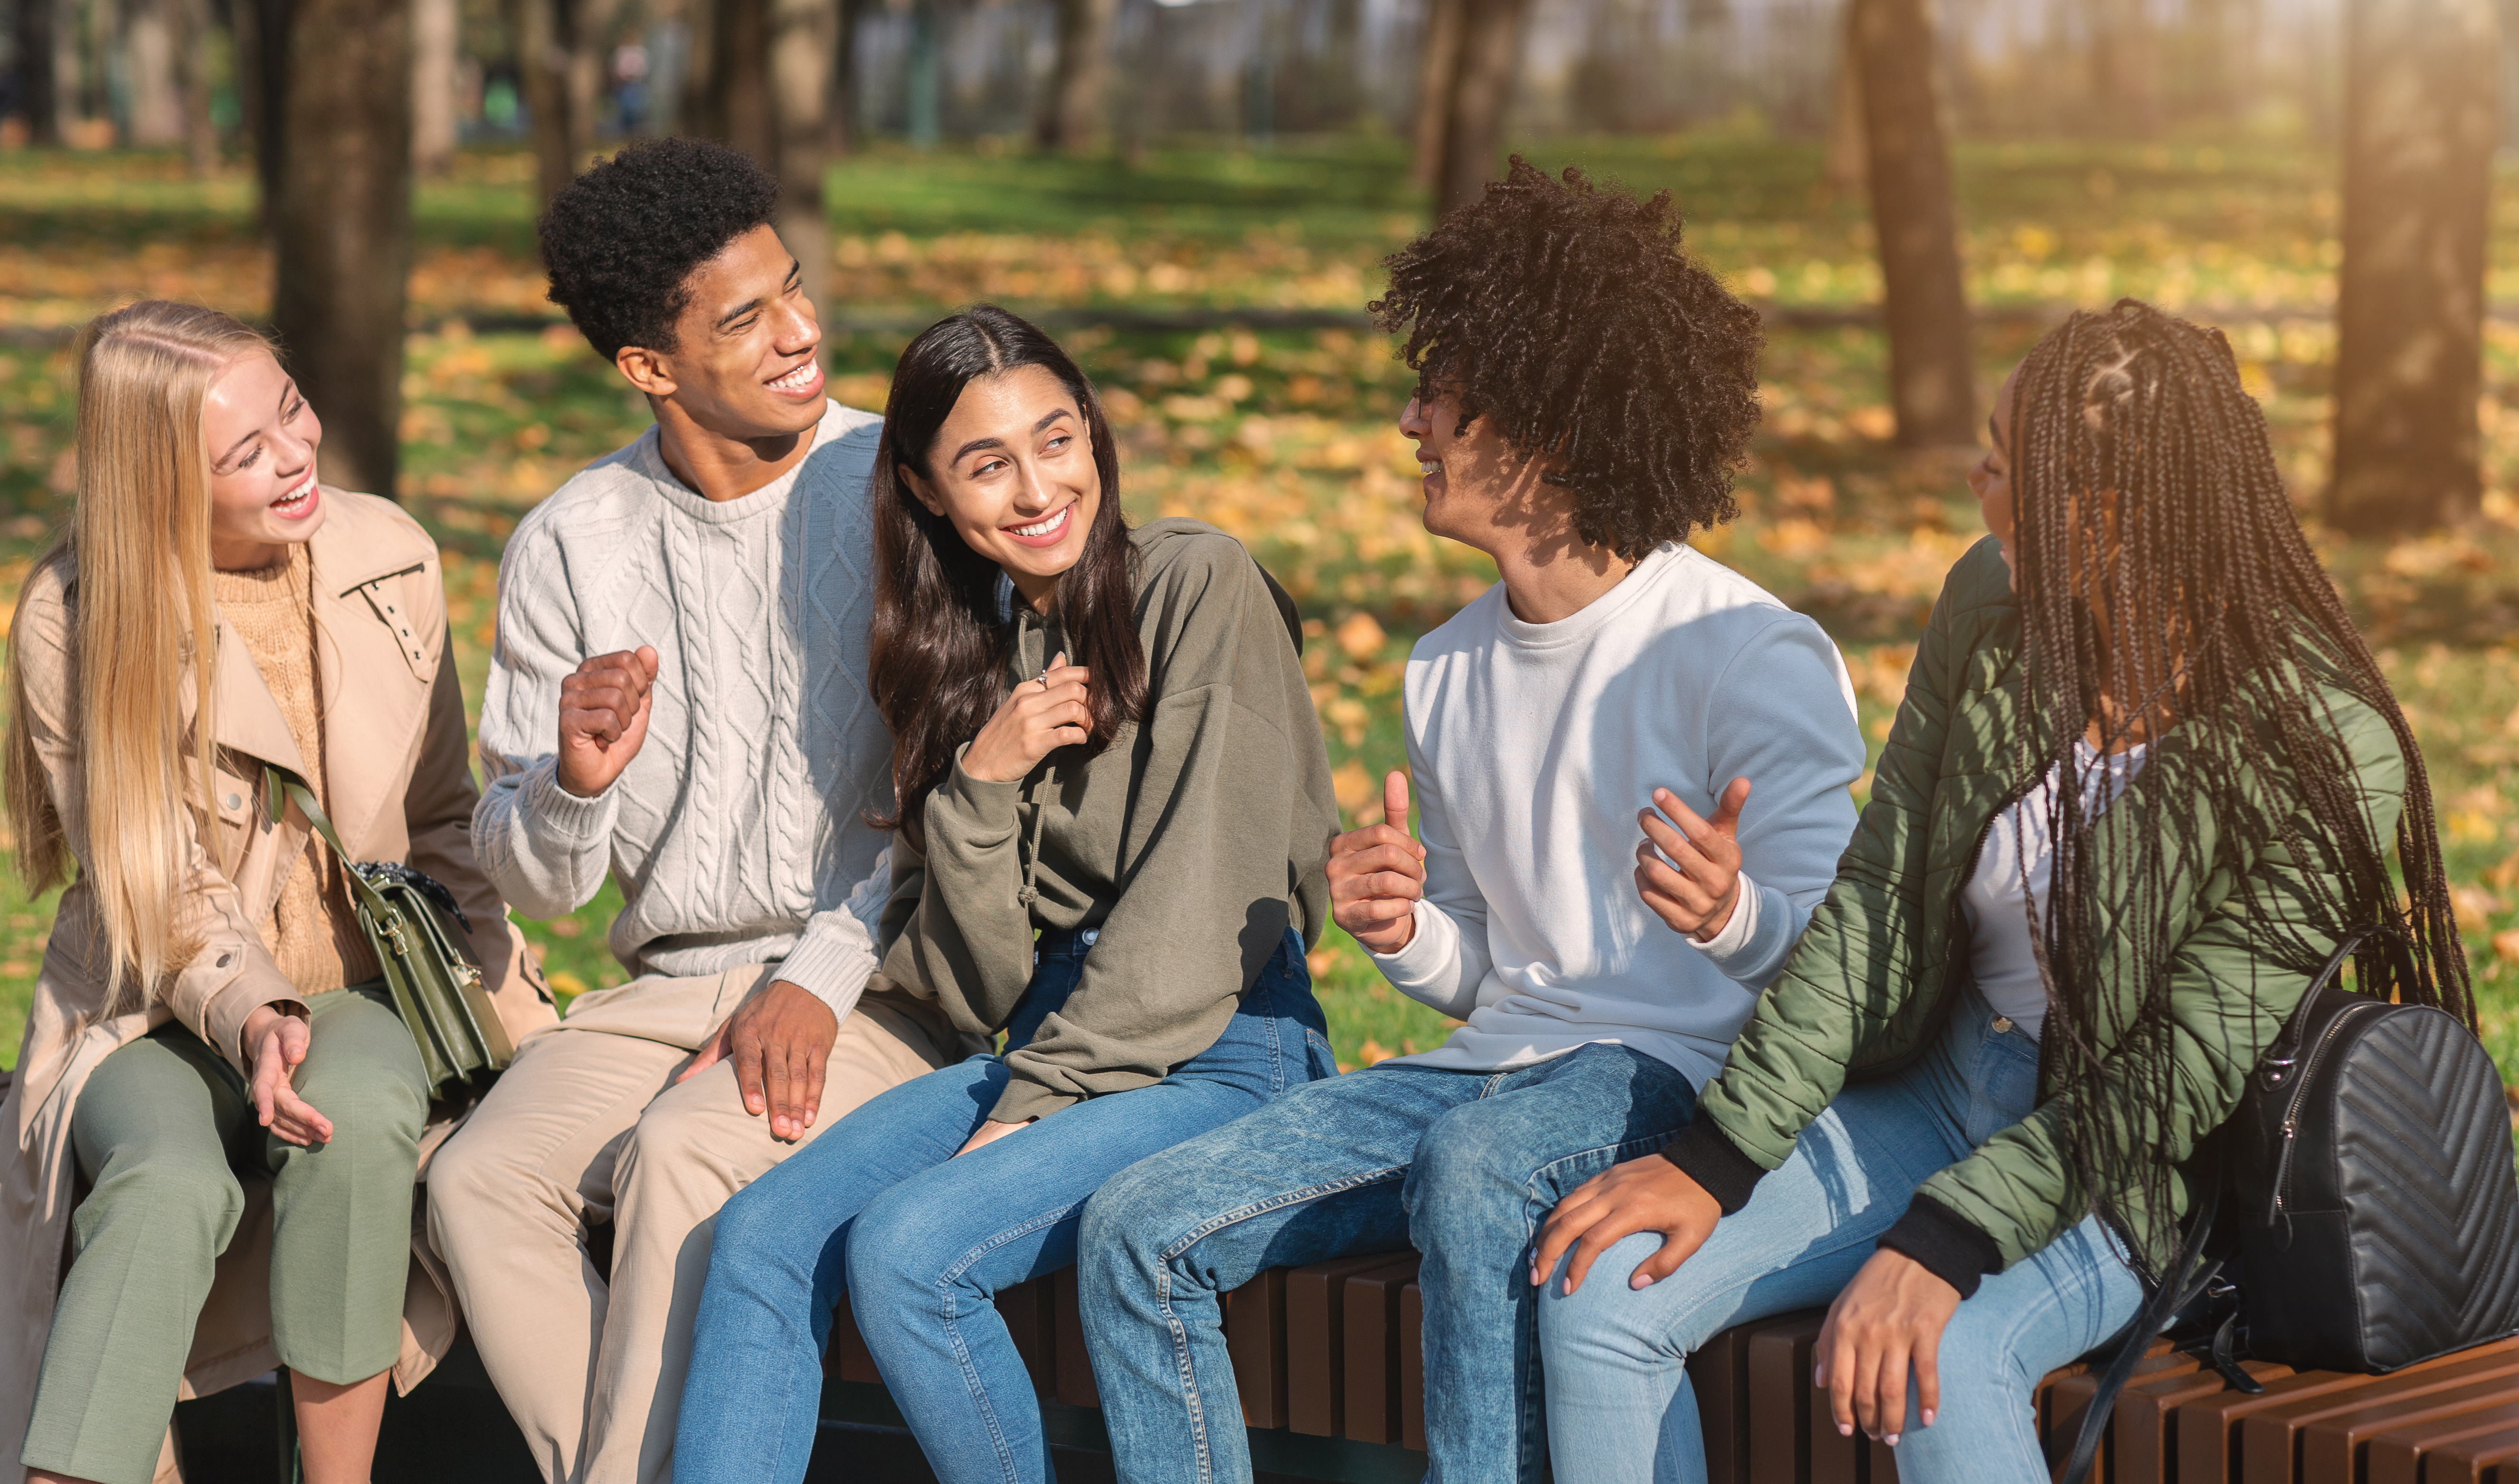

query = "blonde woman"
[{"left": 0, "top": 301, "right": 551, "bottom": 1484}]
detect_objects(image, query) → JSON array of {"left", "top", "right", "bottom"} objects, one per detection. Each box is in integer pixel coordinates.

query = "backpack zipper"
[{"left": 2266, "top": 1000, "right": 2380, "bottom": 1237}]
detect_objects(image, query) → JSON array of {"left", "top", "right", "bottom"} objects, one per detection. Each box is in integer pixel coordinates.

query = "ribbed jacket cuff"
[
  {"left": 1659, "top": 1121, "right": 1768, "bottom": 1215},
  {"left": 1877, "top": 1194, "right": 2004, "bottom": 1301}
]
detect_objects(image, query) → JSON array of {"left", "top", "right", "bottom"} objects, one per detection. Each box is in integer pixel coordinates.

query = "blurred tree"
[
  {"left": 770, "top": 0, "right": 833, "bottom": 333},
  {"left": 414, "top": 0, "right": 462, "bottom": 175},
  {"left": 698, "top": 0, "right": 774, "bottom": 160},
  {"left": 513, "top": 0, "right": 621, "bottom": 207},
  {"left": 13, "top": 0, "right": 62, "bottom": 142},
  {"left": 2330, "top": 0, "right": 2498, "bottom": 534},
  {"left": 264, "top": 0, "right": 417, "bottom": 496},
  {"left": 1824, "top": 2, "right": 1864, "bottom": 198},
  {"left": 2086, "top": 0, "right": 2160, "bottom": 136},
  {"left": 125, "top": 0, "right": 186, "bottom": 146},
  {"left": 1418, "top": 0, "right": 1525, "bottom": 216},
  {"left": 1036, "top": 0, "right": 1113, "bottom": 151},
  {"left": 174, "top": 0, "right": 218, "bottom": 174},
  {"left": 830, "top": 0, "right": 860, "bottom": 152},
  {"left": 1852, "top": 0, "right": 1973, "bottom": 446}
]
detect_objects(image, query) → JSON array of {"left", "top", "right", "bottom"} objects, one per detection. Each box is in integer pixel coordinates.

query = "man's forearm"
[{"left": 472, "top": 757, "right": 620, "bottom": 919}]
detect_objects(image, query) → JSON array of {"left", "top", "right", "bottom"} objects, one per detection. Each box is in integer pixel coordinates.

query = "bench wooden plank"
[
  {"left": 2179, "top": 1341, "right": 2519, "bottom": 1484},
  {"left": 1747, "top": 1313, "right": 1826, "bottom": 1484},
  {"left": 2114, "top": 1360, "right": 2297, "bottom": 1484},
  {"left": 2364, "top": 1408, "right": 2519, "bottom": 1484},
  {"left": 1053, "top": 1267, "right": 1099, "bottom": 1408},
  {"left": 1001, "top": 1277, "right": 1059, "bottom": 1398},
  {"left": 1288, "top": 1253, "right": 1418, "bottom": 1437},
  {"left": 1344, "top": 1257, "right": 1423, "bottom": 1445},
  {"left": 1226, "top": 1266, "right": 1291, "bottom": 1429},
  {"left": 832, "top": 1292, "right": 883, "bottom": 1384},
  {"left": 1687, "top": 1323, "right": 1757, "bottom": 1484},
  {"left": 2041, "top": 1342, "right": 2195, "bottom": 1480},
  {"left": 2297, "top": 1378, "right": 2519, "bottom": 1484},
  {"left": 2240, "top": 1351, "right": 2519, "bottom": 1484}
]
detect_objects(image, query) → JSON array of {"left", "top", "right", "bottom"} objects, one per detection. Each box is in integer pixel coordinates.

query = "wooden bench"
[{"left": 825, "top": 1252, "right": 2519, "bottom": 1483}]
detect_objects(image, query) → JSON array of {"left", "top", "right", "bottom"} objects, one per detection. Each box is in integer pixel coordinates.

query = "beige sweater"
[{"left": 214, "top": 546, "right": 380, "bottom": 995}]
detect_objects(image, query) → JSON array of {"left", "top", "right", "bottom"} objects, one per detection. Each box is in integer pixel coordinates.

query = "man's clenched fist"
[{"left": 557, "top": 646, "right": 659, "bottom": 798}]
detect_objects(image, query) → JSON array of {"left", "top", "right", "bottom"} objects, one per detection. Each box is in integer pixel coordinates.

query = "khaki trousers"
[{"left": 422, "top": 965, "right": 955, "bottom": 1484}]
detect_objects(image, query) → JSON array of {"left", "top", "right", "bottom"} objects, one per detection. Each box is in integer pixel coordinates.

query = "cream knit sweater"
[{"left": 473, "top": 401, "right": 895, "bottom": 1015}]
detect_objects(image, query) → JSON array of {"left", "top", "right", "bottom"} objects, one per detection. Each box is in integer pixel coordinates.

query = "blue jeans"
[
  {"left": 1535, "top": 992, "right": 2143, "bottom": 1484},
  {"left": 1079, "top": 1041, "right": 1699, "bottom": 1484},
  {"left": 674, "top": 926, "right": 1334, "bottom": 1484}
]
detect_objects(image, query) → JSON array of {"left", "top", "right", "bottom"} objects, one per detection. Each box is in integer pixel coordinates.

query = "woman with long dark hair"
[
  {"left": 672, "top": 306, "right": 1342, "bottom": 1484},
  {"left": 1523, "top": 300, "right": 2469, "bottom": 1484}
]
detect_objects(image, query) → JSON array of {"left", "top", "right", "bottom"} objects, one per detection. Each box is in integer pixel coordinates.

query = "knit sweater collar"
[{"left": 631, "top": 400, "right": 842, "bottom": 526}]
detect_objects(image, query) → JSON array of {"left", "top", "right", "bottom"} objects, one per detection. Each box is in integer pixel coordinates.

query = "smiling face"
[
  {"left": 1969, "top": 367, "right": 2021, "bottom": 584},
  {"left": 901, "top": 364, "right": 1100, "bottom": 611},
  {"left": 1397, "top": 382, "right": 1564, "bottom": 558},
  {"left": 619, "top": 222, "right": 826, "bottom": 443},
  {"left": 202, "top": 349, "right": 325, "bottom": 571}
]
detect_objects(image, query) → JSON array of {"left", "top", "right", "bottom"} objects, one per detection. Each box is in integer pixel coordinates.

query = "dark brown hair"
[{"left": 867, "top": 305, "right": 1147, "bottom": 848}]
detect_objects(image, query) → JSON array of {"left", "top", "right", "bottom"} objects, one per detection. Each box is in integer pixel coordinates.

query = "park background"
[{"left": 1, "top": 0, "right": 2518, "bottom": 1084}]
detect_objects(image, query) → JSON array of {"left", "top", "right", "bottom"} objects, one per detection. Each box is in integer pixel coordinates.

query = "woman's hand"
[
  {"left": 1634, "top": 778, "right": 1750, "bottom": 942},
  {"left": 1530, "top": 1153, "right": 1723, "bottom": 1295},
  {"left": 963, "top": 651, "right": 1092, "bottom": 784},
  {"left": 242, "top": 1003, "right": 333, "bottom": 1146},
  {"left": 955, "top": 1118, "right": 1033, "bottom": 1156},
  {"left": 1813, "top": 1248, "right": 1960, "bottom": 1445}
]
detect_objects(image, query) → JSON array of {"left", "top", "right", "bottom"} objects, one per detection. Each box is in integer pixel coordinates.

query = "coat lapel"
[
  {"left": 211, "top": 621, "right": 309, "bottom": 781},
  {"left": 310, "top": 507, "right": 434, "bottom": 859}
]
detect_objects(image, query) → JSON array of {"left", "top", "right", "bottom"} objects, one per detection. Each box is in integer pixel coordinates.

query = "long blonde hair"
[{"left": 6, "top": 301, "right": 272, "bottom": 1014}]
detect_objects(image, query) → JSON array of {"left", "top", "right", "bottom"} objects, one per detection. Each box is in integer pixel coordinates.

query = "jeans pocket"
[{"left": 1303, "top": 1028, "right": 1340, "bottom": 1083}]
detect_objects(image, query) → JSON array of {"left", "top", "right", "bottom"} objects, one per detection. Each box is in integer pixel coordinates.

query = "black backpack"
[{"left": 2056, "top": 927, "right": 2519, "bottom": 1484}]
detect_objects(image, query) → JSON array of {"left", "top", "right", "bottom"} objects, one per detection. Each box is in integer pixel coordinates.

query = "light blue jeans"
[
  {"left": 1535, "top": 992, "right": 2142, "bottom": 1484},
  {"left": 673, "top": 926, "right": 1333, "bottom": 1484},
  {"left": 1079, "top": 1041, "right": 1700, "bottom": 1484}
]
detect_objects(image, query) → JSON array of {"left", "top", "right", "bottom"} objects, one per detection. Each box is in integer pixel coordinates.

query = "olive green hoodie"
[
  {"left": 1663, "top": 536, "right": 2408, "bottom": 1291},
  {"left": 874, "top": 518, "right": 1341, "bottom": 1124}
]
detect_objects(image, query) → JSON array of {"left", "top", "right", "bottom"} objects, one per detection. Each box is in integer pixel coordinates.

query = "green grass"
[{"left": 3, "top": 134, "right": 2519, "bottom": 1078}]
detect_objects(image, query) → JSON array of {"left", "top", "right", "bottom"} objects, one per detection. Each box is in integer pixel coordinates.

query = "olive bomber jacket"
[
  {"left": 873, "top": 518, "right": 1342, "bottom": 1124},
  {"left": 1661, "top": 536, "right": 2408, "bottom": 1295}
]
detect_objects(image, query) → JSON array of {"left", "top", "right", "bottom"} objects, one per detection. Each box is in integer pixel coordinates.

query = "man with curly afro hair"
[
  {"left": 429, "top": 136, "right": 964, "bottom": 1484},
  {"left": 1078, "top": 160, "right": 1868, "bottom": 1484}
]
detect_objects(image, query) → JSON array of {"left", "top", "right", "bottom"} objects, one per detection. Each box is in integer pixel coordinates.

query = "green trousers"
[{"left": 20, "top": 986, "right": 427, "bottom": 1484}]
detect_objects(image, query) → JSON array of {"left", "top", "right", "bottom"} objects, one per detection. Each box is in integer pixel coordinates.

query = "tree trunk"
[
  {"left": 412, "top": 0, "right": 461, "bottom": 175},
  {"left": 175, "top": 0, "right": 219, "bottom": 174},
  {"left": 1431, "top": 0, "right": 1524, "bottom": 217},
  {"left": 2085, "top": 0, "right": 2159, "bottom": 136},
  {"left": 234, "top": 0, "right": 291, "bottom": 228},
  {"left": 1824, "top": 0, "right": 1865, "bottom": 197},
  {"left": 125, "top": 0, "right": 185, "bottom": 145},
  {"left": 52, "top": 0, "right": 84, "bottom": 141},
  {"left": 771, "top": 0, "right": 833, "bottom": 330},
  {"left": 1410, "top": 0, "right": 1463, "bottom": 189},
  {"left": 1852, "top": 0, "right": 1975, "bottom": 447},
  {"left": 1036, "top": 0, "right": 1115, "bottom": 151},
  {"left": 513, "top": 0, "right": 574, "bottom": 207},
  {"left": 830, "top": 0, "right": 859, "bottom": 152},
  {"left": 13, "top": 0, "right": 60, "bottom": 144},
  {"left": 271, "top": 0, "right": 415, "bottom": 497},
  {"left": 567, "top": 0, "right": 622, "bottom": 162},
  {"left": 705, "top": 0, "right": 777, "bottom": 166},
  {"left": 905, "top": 0, "right": 939, "bottom": 149},
  {"left": 2329, "top": 0, "right": 2498, "bottom": 534}
]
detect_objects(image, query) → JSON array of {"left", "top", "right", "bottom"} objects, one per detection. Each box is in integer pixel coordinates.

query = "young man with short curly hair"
[
  {"left": 426, "top": 137, "right": 963, "bottom": 1484},
  {"left": 1076, "top": 161, "right": 1868, "bottom": 1484}
]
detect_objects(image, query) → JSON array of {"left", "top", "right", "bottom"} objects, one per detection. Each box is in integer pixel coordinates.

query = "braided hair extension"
[
  {"left": 2005, "top": 300, "right": 2470, "bottom": 1279},
  {"left": 1367, "top": 158, "right": 1764, "bottom": 560}
]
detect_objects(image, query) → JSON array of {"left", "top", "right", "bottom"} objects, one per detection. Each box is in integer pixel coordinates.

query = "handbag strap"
[
  {"left": 263, "top": 764, "right": 398, "bottom": 925},
  {"left": 2052, "top": 925, "right": 2378, "bottom": 1484}
]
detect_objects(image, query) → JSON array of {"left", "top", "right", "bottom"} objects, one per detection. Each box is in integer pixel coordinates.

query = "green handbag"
[{"left": 264, "top": 765, "right": 517, "bottom": 1103}]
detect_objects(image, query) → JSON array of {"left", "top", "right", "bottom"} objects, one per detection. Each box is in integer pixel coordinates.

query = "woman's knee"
[
  {"left": 1536, "top": 1233, "right": 1707, "bottom": 1367},
  {"left": 80, "top": 1153, "right": 245, "bottom": 1249},
  {"left": 842, "top": 1179, "right": 967, "bottom": 1312}
]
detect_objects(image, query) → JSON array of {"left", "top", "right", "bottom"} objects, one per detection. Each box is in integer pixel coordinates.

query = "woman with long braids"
[
  {"left": 1523, "top": 299, "right": 2469, "bottom": 1484},
  {"left": 672, "top": 305, "right": 1341, "bottom": 1484}
]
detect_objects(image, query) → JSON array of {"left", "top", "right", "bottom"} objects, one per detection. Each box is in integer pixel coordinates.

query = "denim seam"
[
  {"left": 1152, "top": 1267, "right": 1218, "bottom": 1484},
  {"left": 930, "top": 1201, "right": 1091, "bottom": 1483},
  {"left": 1155, "top": 1167, "right": 1411, "bottom": 1263}
]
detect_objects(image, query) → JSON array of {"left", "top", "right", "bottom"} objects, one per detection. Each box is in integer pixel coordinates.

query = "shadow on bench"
[{"left": 169, "top": 1246, "right": 2519, "bottom": 1483}]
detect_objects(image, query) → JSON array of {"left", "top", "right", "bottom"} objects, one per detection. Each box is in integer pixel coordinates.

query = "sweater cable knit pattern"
[{"left": 472, "top": 401, "right": 895, "bottom": 1015}]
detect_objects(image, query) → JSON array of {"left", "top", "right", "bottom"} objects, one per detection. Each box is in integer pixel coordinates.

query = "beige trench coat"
[{"left": 0, "top": 490, "right": 554, "bottom": 1483}]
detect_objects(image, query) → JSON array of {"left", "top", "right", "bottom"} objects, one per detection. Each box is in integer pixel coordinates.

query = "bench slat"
[
  {"left": 1053, "top": 1268, "right": 1099, "bottom": 1408},
  {"left": 2365, "top": 1407, "right": 2519, "bottom": 1484},
  {"left": 1687, "top": 1323, "right": 1757, "bottom": 1484},
  {"left": 1288, "top": 1253, "right": 1418, "bottom": 1437},
  {"left": 1343, "top": 1257, "right": 1424, "bottom": 1445},
  {"left": 2239, "top": 1350, "right": 2519, "bottom": 1484},
  {"left": 1002, "top": 1277, "right": 1059, "bottom": 1399},
  {"left": 2114, "top": 1360, "right": 2297, "bottom": 1484},
  {"left": 1748, "top": 1312, "right": 1827, "bottom": 1484},
  {"left": 1401, "top": 1282, "right": 1427, "bottom": 1451},
  {"left": 2297, "top": 1375, "right": 2519, "bottom": 1484},
  {"left": 1226, "top": 1266, "right": 1291, "bottom": 1429},
  {"left": 2178, "top": 1341, "right": 2519, "bottom": 1484}
]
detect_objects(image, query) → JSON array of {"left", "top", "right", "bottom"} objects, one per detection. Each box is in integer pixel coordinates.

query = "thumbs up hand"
[
  {"left": 1327, "top": 770, "right": 1427, "bottom": 955},
  {"left": 1635, "top": 777, "right": 1751, "bottom": 942}
]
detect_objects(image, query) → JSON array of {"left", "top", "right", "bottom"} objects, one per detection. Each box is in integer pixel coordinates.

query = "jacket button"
[
  {"left": 217, "top": 953, "right": 232, "bottom": 968},
  {"left": 225, "top": 793, "right": 242, "bottom": 809},
  {"left": 1991, "top": 1014, "right": 2015, "bottom": 1034}
]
